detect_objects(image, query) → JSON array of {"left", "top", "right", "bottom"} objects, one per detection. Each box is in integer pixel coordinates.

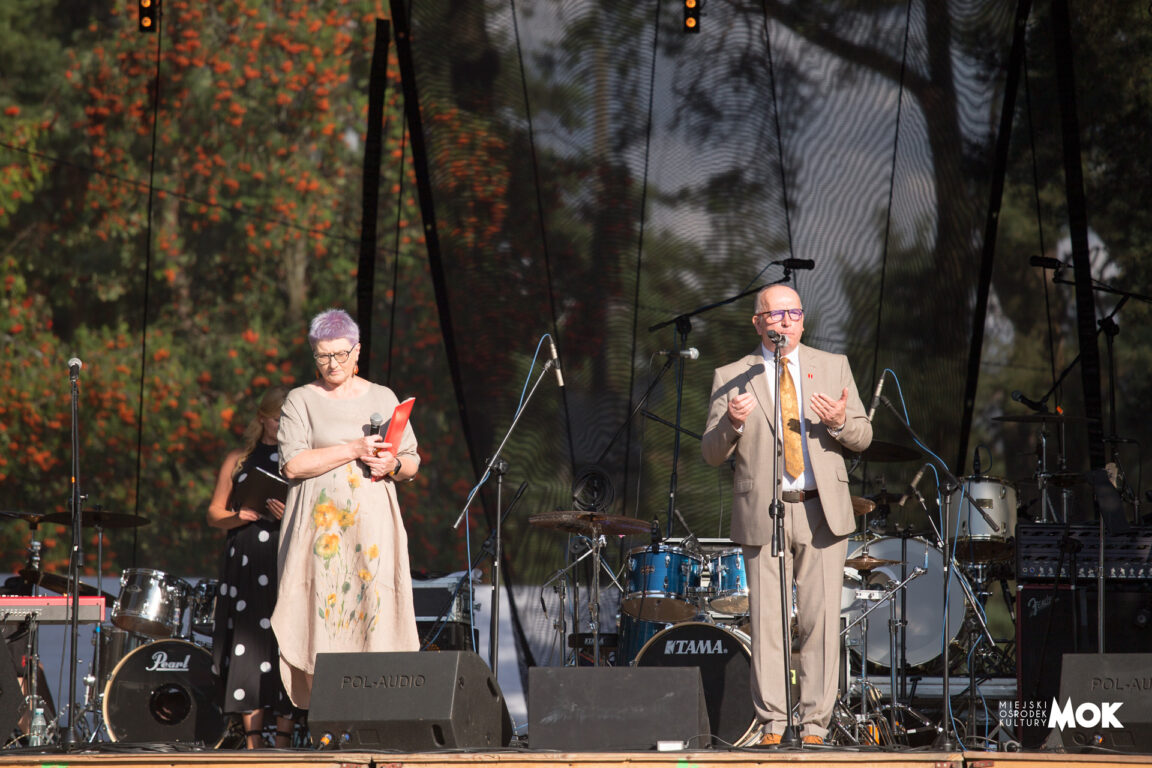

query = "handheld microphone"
[
  {"left": 68, "top": 357, "right": 83, "bottom": 381},
  {"left": 1011, "top": 390, "right": 1048, "bottom": 413},
  {"left": 1029, "top": 255, "right": 1066, "bottom": 270},
  {"left": 780, "top": 258, "right": 815, "bottom": 270},
  {"left": 657, "top": 347, "right": 699, "bottom": 360},
  {"left": 866, "top": 371, "right": 886, "bottom": 422},
  {"left": 898, "top": 463, "right": 930, "bottom": 508},
  {"left": 548, "top": 337, "right": 565, "bottom": 388},
  {"left": 369, "top": 412, "right": 385, "bottom": 463}
]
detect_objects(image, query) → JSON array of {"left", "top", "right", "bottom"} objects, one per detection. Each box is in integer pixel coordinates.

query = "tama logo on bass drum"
[{"left": 663, "top": 638, "right": 729, "bottom": 655}]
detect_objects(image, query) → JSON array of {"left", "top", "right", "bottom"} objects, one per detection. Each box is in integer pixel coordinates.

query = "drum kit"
[
  {"left": 530, "top": 432, "right": 1040, "bottom": 749},
  {"left": 1, "top": 508, "right": 229, "bottom": 746}
]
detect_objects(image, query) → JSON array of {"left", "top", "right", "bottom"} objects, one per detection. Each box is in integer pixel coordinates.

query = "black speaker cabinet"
[
  {"left": 1016, "top": 583, "right": 1152, "bottom": 748},
  {"left": 309, "top": 651, "right": 513, "bottom": 750},
  {"left": 528, "top": 666, "right": 711, "bottom": 750},
  {"left": 1057, "top": 653, "right": 1152, "bottom": 752}
]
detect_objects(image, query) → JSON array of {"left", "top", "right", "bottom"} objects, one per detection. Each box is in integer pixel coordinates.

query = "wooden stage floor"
[{"left": 0, "top": 746, "right": 1150, "bottom": 768}]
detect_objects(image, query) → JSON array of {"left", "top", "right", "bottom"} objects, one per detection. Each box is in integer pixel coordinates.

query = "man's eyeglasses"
[
  {"left": 314, "top": 348, "right": 354, "bottom": 365},
  {"left": 756, "top": 308, "right": 804, "bottom": 323}
]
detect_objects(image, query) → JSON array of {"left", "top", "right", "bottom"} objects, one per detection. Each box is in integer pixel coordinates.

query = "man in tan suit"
[{"left": 702, "top": 285, "right": 872, "bottom": 745}]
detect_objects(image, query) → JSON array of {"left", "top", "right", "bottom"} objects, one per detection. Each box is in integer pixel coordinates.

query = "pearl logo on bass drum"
[{"left": 144, "top": 650, "right": 193, "bottom": 672}]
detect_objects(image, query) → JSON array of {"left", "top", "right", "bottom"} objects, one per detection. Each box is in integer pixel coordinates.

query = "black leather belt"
[{"left": 780, "top": 489, "right": 819, "bottom": 503}]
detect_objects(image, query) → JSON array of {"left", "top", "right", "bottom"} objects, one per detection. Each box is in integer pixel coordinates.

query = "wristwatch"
[{"left": 390, "top": 456, "right": 403, "bottom": 478}]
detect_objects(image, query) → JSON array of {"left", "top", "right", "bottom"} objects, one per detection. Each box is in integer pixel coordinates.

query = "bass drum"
[
  {"left": 103, "top": 639, "right": 226, "bottom": 745},
  {"left": 633, "top": 622, "right": 757, "bottom": 746},
  {"left": 845, "top": 537, "right": 970, "bottom": 669}
]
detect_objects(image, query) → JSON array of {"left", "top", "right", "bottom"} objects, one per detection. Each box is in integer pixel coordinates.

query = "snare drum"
[
  {"left": 621, "top": 544, "right": 702, "bottom": 622},
  {"left": 947, "top": 476, "right": 1017, "bottom": 562},
  {"left": 706, "top": 548, "right": 749, "bottom": 615},
  {"left": 190, "top": 579, "right": 219, "bottom": 636},
  {"left": 112, "top": 568, "right": 191, "bottom": 638}
]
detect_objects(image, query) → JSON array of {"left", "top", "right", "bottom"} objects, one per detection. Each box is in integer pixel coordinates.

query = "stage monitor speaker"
[
  {"left": 309, "top": 650, "right": 513, "bottom": 750},
  {"left": 528, "top": 666, "right": 711, "bottom": 750},
  {"left": 1057, "top": 653, "right": 1152, "bottom": 752},
  {"left": 1017, "top": 583, "right": 1152, "bottom": 748}
]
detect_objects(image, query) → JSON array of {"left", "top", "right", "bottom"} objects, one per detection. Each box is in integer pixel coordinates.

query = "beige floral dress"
[{"left": 271, "top": 382, "right": 420, "bottom": 708}]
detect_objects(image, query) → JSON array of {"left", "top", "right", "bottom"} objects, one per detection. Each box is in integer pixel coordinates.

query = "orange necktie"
[{"left": 780, "top": 364, "right": 805, "bottom": 477}]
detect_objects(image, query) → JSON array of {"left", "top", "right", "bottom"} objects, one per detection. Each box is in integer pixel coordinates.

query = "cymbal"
[
  {"left": 529, "top": 511, "right": 652, "bottom": 537},
  {"left": 844, "top": 555, "right": 900, "bottom": 572},
  {"left": 993, "top": 413, "right": 1097, "bottom": 424},
  {"left": 0, "top": 509, "right": 51, "bottom": 525},
  {"left": 851, "top": 496, "right": 876, "bottom": 517},
  {"left": 19, "top": 568, "right": 113, "bottom": 601},
  {"left": 853, "top": 441, "right": 920, "bottom": 463},
  {"left": 40, "top": 510, "right": 150, "bottom": 528}
]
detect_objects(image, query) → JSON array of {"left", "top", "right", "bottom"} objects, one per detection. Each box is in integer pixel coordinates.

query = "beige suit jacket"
[{"left": 701, "top": 343, "right": 872, "bottom": 546}]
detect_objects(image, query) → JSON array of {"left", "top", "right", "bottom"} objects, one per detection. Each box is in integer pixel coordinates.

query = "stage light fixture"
[
  {"left": 139, "top": 0, "right": 157, "bottom": 32},
  {"left": 683, "top": 0, "right": 700, "bottom": 33}
]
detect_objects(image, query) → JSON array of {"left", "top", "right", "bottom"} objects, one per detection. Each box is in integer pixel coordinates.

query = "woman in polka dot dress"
[{"left": 207, "top": 386, "right": 296, "bottom": 748}]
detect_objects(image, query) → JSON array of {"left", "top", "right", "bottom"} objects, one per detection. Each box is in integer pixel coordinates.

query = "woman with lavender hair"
[{"left": 271, "top": 308, "right": 420, "bottom": 710}]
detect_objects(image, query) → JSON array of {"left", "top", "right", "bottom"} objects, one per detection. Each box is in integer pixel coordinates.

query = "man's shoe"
[
  {"left": 757, "top": 733, "right": 782, "bottom": 746},
  {"left": 802, "top": 735, "right": 824, "bottom": 746}
]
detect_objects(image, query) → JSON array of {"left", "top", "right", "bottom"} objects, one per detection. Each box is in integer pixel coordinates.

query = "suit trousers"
[{"left": 743, "top": 496, "right": 849, "bottom": 739}]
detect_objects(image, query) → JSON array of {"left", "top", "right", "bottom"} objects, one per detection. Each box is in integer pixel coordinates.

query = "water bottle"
[{"left": 29, "top": 707, "right": 47, "bottom": 746}]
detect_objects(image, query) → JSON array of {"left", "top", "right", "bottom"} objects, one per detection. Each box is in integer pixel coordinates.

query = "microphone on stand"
[
  {"left": 1029, "top": 255, "right": 1067, "bottom": 271},
  {"left": 68, "top": 358, "right": 83, "bottom": 382},
  {"left": 650, "top": 518, "right": 661, "bottom": 550},
  {"left": 548, "top": 337, "right": 565, "bottom": 388},
  {"left": 866, "top": 371, "right": 886, "bottom": 422},
  {"left": 658, "top": 347, "right": 700, "bottom": 360},
  {"left": 766, "top": 329, "right": 786, "bottom": 346},
  {"left": 1011, "top": 390, "right": 1048, "bottom": 413},
  {"left": 972, "top": 446, "right": 982, "bottom": 476},
  {"left": 779, "top": 259, "right": 815, "bottom": 271},
  {"left": 898, "top": 463, "right": 931, "bottom": 508}
]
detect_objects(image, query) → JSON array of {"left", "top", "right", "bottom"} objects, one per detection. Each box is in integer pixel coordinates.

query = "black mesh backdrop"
[{"left": 394, "top": 0, "right": 1023, "bottom": 677}]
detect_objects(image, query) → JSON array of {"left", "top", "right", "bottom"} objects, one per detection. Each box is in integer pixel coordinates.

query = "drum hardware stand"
[
  {"left": 841, "top": 567, "right": 925, "bottom": 745},
  {"left": 540, "top": 531, "right": 625, "bottom": 666},
  {"left": 871, "top": 393, "right": 986, "bottom": 750}
]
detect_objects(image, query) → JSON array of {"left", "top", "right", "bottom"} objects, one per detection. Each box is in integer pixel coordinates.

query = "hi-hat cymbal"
[
  {"left": 852, "top": 497, "right": 877, "bottom": 517},
  {"left": 844, "top": 554, "right": 900, "bottom": 571},
  {"left": 853, "top": 441, "right": 920, "bottom": 463},
  {"left": 529, "top": 511, "right": 652, "bottom": 537},
  {"left": 19, "top": 568, "right": 113, "bottom": 601},
  {"left": 40, "top": 510, "right": 150, "bottom": 528},
  {"left": 993, "top": 413, "right": 1097, "bottom": 424}
]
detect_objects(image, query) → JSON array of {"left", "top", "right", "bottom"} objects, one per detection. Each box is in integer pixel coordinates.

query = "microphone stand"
[
  {"left": 486, "top": 457, "right": 508, "bottom": 675},
  {"left": 64, "top": 367, "right": 84, "bottom": 746},
  {"left": 876, "top": 395, "right": 999, "bottom": 750},
  {"left": 769, "top": 343, "right": 800, "bottom": 748},
  {"left": 451, "top": 354, "right": 558, "bottom": 679},
  {"left": 648, "top": 278, "right": 788, "bottom": 537}
]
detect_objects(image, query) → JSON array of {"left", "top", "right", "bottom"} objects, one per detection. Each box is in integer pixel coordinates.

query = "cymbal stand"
[
  {"left": 540, "top": 531, "right": 624, "bottom": 666},
  {"left": 841, "top": 567, "right": 925, "bottom": 745}
]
